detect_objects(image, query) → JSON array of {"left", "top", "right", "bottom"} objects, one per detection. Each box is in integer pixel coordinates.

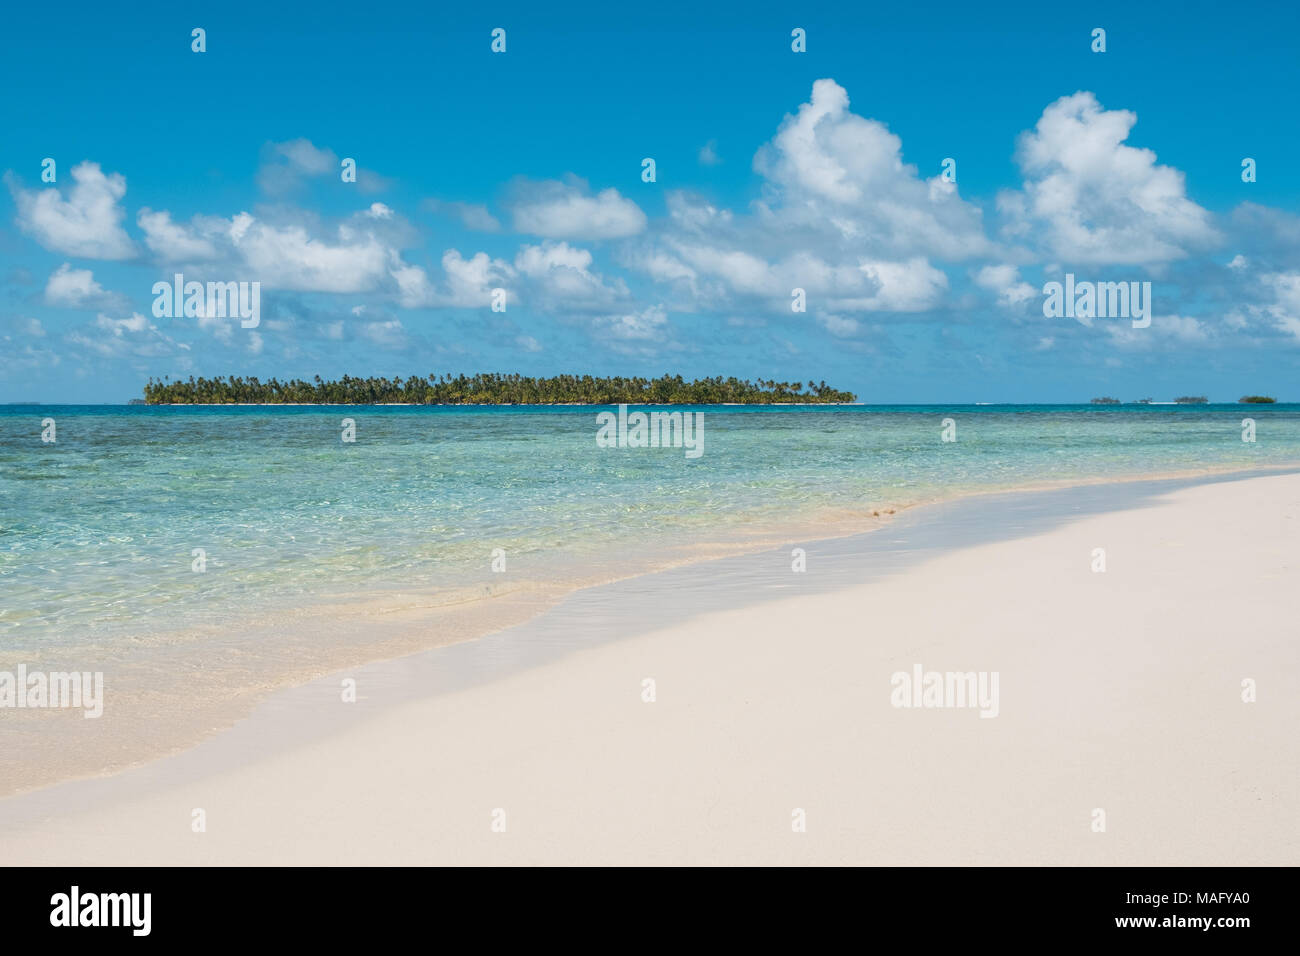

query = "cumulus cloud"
[
  {"left": 850, "top": 259, "right": 949, "bottom": 312},
  {"left": 137, "top": 205, "right": 430, "bottom": 298},
  {"left": 135, "top": 194, "right": 534, "bottom": 316},
  {"left": 999, "top": 92, "right": 1219, "bottom": 264},
  {"left": 16, "top": 85, "right": 1294, "bottom": 376},
  {"left": 513, "top": 241, "right": 629, "bottom": 312},
  {"left": 513, "top": 240, "right": 594, "bottom": 277},
  {"left": 973, "top": 264, "right": 1037, "bottom": 307},
  {"left": 441, "top": 249, "right": 511, "bottom": 307},
  {"left": 399, "top": 249, "right": 515, "bottom": 309},
  {"left": 643, "top": 207, "right": 949, "bottom": 315},
  {"left": 507, "top": 178, "right": 647, "bottom": 239},
  {"left": 7, "top": 161, "right": 135, "bottom": 259},
  {"left": 631, "top": 80, "right": 984, "bottom": 317},
  {"left": 136, "top": 209, "right": 222, "bottom": 261},
  {"left": 232, "top": 213, "right": 395, "bottom": 292},
  {"left": 44, "top": 263, "right": 122, "bottom": 309},
  {"left": 751, "top": 78, "right": 990, "bottom": 260}
]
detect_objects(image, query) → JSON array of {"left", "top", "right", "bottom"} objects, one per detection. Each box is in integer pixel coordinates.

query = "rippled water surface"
[{"left": 3, "top": 403, "right": 1298, "bottom": 646}]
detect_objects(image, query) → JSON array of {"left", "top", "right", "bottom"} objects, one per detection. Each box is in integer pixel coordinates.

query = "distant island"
[
  {"left": 1174, "top": 396, "right": 1209, "bottom": 404},
  {"left": 1239, "top": 395, "right": 1276, "bottom": 403},
  {"left": 1090, "top": 397, "right": 1120, "bottom": 404},
  {"left": 143, "top": 374, "right": 858, "bottom": 405}
]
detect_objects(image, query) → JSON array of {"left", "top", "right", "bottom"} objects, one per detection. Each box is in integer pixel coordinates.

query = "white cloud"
[
  {"left": 44, "top": 263, "right": 121, "bottom": 309},
  {"left": 751, "top": 79, "right": 990, "bottom": 260},
  {"left": 8, "top": 161, "right": 135, "bottom": 259},
  {"left": 698, "top": 141, "right": 722, "bottom": 166},
  {"left": 391, "top": 261, "right": 437, "bottom": 309},
  {"left": 850, "top": 259, "right": 949, "bottom": 312},
  {"left": 137, "top": 209, "right": 222, "bottom": 261},
  {"left": 232, "top": 213, "right": 393, "bottom": 292},
  {"left": 668, "top": 242, "right": 775, "bottom": 297},
  {"left": 508, "top": 178, "right": 647, "bottom": 239},
  {"left": 632, "top": 80, "right": 983, "bottom": 316},
  {"left": 974, "top": 264, "right": 1037, "bottom": 307},
  {"left": 436, "top": 249, "right": 514, "bottom": 308},
  {"left": 653, "top": 234, "right": 947, "bottom": 314},
  {"left": 999, "top": 92, "right": 1219, "bottom": 264},
  {"left": 139, "top": 205, "right": 429, "bottom": 298},
  {"left": 513, "top": 241, "right": 629, "bottom": 312},
  {"left": 514, "top": 241, "right": 594, "bottom": 277}
]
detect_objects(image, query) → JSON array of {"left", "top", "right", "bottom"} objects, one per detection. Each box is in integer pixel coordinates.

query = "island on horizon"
[{"left": 142, "top": 373, "right": 858, "bottom": 405}]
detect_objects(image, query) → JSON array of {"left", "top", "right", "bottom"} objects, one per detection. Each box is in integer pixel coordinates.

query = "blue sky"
[{"left": 3, "top": 0, "right": 1298, "bottom": 402}]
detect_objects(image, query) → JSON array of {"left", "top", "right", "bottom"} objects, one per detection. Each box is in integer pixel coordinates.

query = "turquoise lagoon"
[{"left": 2, "top": 403, "right": 1298, "bottom": 650}]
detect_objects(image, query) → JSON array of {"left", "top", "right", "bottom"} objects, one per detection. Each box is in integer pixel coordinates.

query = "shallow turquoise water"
[{"left": 2, "top": 404, "right": 1297, "bottom": 647}]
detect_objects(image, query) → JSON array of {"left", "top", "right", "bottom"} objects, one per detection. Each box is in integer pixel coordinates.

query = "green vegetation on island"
[
  {"left": 143, "top": 373, "right": 857, "bottom": 405},
  {"left": 1239, "top": 395, "right": 1276, "bottom": 403},
  {"left": 1090, "top": 397, "right": 1120, "bottom": 404},
  {"left": 1173, "top": 396, "right": 1209, "bottom": 404}
]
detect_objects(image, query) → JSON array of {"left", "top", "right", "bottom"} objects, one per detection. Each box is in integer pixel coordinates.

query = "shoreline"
[
  {"left": 3, "top": 468, "right": 1296, "bottom": 864},
  {"left": 3, "top": 460, "right": 1300, "bottom": 799},
  {"left": 0, "top": 462, "right": 1295, "bottom": 797}
]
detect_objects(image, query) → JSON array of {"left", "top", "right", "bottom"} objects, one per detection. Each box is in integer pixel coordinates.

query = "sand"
[{"left": 2, "top": 472, "right": 1297, "bottom": 865}]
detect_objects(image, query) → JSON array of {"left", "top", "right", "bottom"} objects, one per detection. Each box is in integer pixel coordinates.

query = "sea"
[{"left": 3, "top": 403, "right": 1297, "bottom": 649}]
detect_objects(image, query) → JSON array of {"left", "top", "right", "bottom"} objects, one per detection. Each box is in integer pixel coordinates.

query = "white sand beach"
[{"left": 2, "top": 471, "right": 1297, "bottom": 865}]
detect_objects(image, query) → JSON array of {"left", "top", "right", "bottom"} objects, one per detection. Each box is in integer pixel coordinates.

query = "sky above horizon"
[{"left": 2, "top": 0, "right": 1298, "bottom": 403}]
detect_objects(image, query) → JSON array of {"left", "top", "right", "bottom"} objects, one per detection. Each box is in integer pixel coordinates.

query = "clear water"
[{"left": 2, "top": 403, "right": 1297, "bottom": 649}]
